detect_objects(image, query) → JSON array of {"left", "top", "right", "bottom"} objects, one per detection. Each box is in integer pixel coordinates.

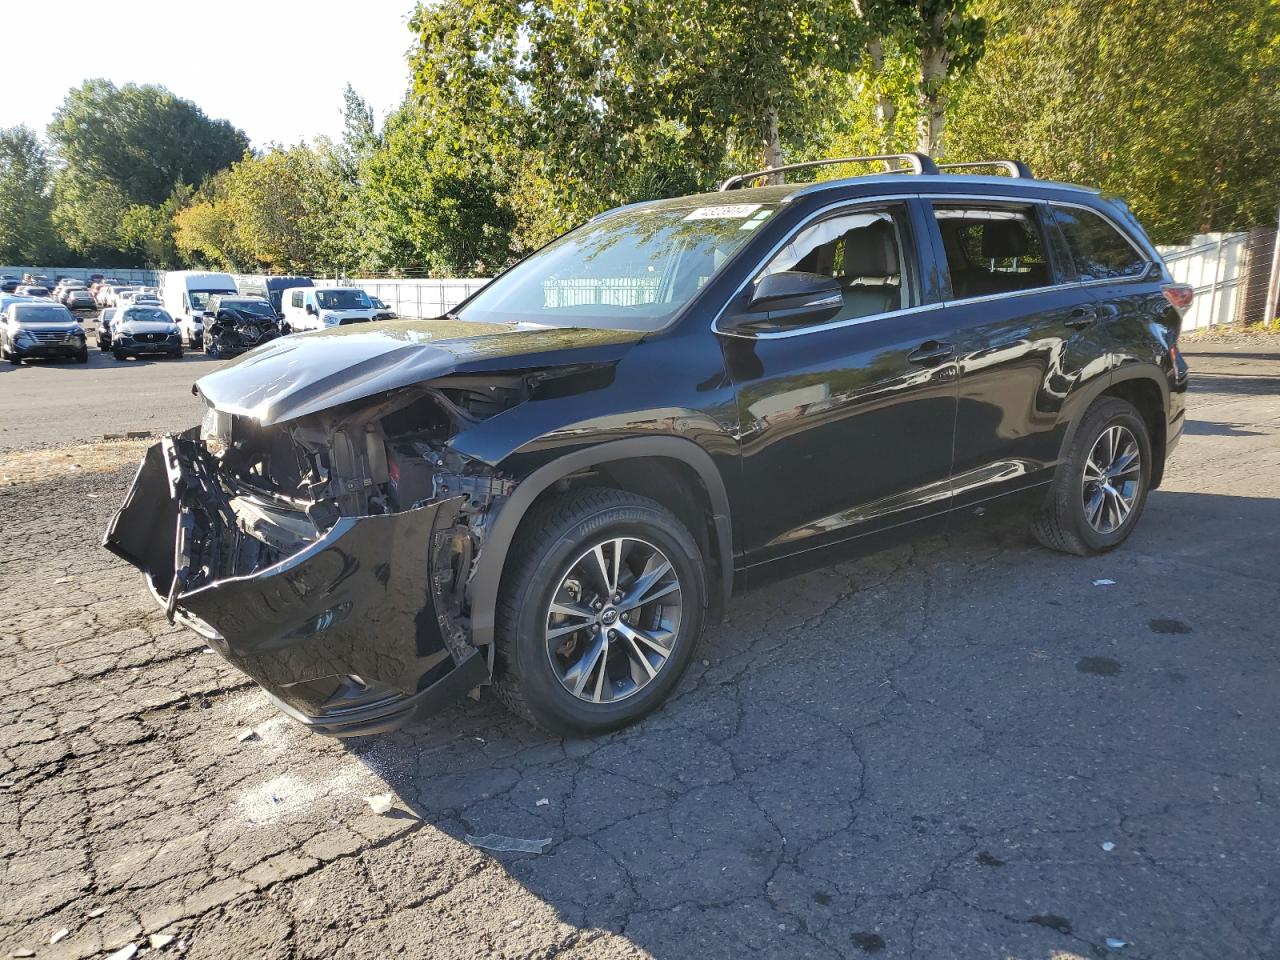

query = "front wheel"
[
  {"left": 494, "top": 489, "right": 706, "bottom": 735},
  {"left": 1032, "top": 397, "right": 1153, "bottom": 556},
  {"left": 112, "top": 348, "right": 127, "bottom": 361},
  {"left": 76, "top": 350, "right": 88, "bottom": 364}
]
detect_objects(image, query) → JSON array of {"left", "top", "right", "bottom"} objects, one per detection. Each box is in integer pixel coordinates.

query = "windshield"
[
  {"left": 223, "top": 300, "right": 275, "bottom": 318},
  {"left": 190, "top": 289, "right": 236, "bottom": 311},
  {"left": 12, "top": 304, "right": 72, "bottom": 324},
  {"left": 457, "top": 202, "right": 778, "bottom": 331},
  {"left": 120, "top": 307, "right": 173, "bottom": 324},
  {"left": 316, "top": 289, "right": 371, "bottom": 310}
]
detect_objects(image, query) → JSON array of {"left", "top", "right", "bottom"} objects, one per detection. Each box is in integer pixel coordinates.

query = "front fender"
[{"left": 465, "top": 435, "right": 735, "bottom": 651}]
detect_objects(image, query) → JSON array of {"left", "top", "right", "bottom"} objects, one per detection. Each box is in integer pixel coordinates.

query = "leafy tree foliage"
[
  {"left": 947, "top": 0, "right": 1280, "bottom": 242},
  {"left": 0, "top": 126, "right": 63, "bottom": 263},
  {"left": 47, "top": 80, "right": 248, "bottom": 259}
]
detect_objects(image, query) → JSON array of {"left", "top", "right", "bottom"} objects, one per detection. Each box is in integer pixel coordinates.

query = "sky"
[{"left": 0, "top": 0, "right": 416, "bottom": 148}]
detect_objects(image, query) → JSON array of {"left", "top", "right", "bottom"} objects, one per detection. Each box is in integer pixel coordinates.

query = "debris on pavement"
[
  {"left": 237, "top": 729, "right": 260, "bottom": 742},
  {"left": 465, "top": 833, "right": 553, "bottom": 854},
  {"left": 364, "top": 794, "right": 395, "bottom": 815},
  {"left": 1106, "top": 937, "right": 1130, "bottom": 949},
  {"left": 106, "top": 945, "right": 138, "bottom": 960},
  {"left": 148, "top": 933, "right": 175, "bottom": 949},
  {"left": 535, "top": 798, "right": 550, "bottom": 806},
  {"left": 10, "top": 949, "right": 35, "bottom": 958},
  {"left": 1101, "top": 841, "right": 1116, "bottom": 852},
  {"left": 49, "top": 928, "right": 69, "bottom": 943},
  {"left": 1092, "top": 578, "right": 1116, "bottom": 586}
]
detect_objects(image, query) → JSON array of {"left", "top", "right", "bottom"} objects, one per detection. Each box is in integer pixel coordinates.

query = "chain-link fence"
[{"left": 1157, "top": 223, "right": 1279, "bottom": 331}]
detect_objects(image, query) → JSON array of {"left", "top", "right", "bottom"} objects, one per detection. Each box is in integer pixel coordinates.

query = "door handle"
[
  {"left": 1066, "top": 305, "right": 1098, "bottom": 329},
  {"left": 907, "top": 340, "right": 956, "bottom": 366}
]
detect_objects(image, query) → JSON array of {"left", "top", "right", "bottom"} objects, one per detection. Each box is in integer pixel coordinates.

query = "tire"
[
  {"left": 112, "top": 348, "right": 127, "bottom": 361},
  {"left": 76, "top": 350, "right": 88, "bottom": 364},
  {"left": 173, "top": 348, "right": 184, "bottom": 359},
  {"left": 494, "top": 488, "right": 707, "bottom": 735},
  {"left": 1032, "top": 397, "right": 1153, "bottom": 556}
]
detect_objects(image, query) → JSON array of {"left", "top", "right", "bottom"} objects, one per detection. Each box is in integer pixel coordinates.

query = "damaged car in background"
[{"left": 105, "top": 153, "right": 1190, "bottom": 736}]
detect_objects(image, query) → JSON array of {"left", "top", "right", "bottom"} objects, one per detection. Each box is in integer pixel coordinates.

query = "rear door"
[
  {"left": 924, "top": 197, "right": 1100, "bottom": 508},
  {"left": 723, "top": 197, "right": 961, "bottom": 568}
]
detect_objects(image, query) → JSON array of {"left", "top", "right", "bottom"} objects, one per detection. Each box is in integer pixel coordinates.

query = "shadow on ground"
[{"left": 337, "top": 491, "right": 1280, "bottom": 959}]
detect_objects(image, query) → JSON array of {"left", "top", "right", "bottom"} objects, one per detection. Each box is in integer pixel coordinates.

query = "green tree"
[
  {"left": 47, "top": 80, "right": 248, "bottom": 258},
  {"left": 0, "top": 126, "right": 63, "bottom": 264},
  {"left": 947, "top": 0, "right": 1280, "bottom": 241}
]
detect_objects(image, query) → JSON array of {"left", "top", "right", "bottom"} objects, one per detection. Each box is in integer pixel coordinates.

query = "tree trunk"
[
  {"left": 916, "top": 42, "right": 949, "bottom": 157},
  {"left": 866, "top": 37, "right": 898, "bottom": 150},
  {"left": 763, "top": 106, "right": 784, "bottom": 183}
]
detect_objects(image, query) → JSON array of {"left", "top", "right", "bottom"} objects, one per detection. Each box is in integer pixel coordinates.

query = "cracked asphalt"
[{"left": 2, "top": 336, "right": 1278, "bottom": 959}]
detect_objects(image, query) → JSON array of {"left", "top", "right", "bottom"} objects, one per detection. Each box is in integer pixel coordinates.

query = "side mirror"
[
  {"left": 202, "top": 311, "right": 214, "bottom": 320},
  {"left": 305, "top": 304, "right": 317, "bottom": 315},
  {"left": 725, "top": 271, "right": 844, "bottom": 331}
]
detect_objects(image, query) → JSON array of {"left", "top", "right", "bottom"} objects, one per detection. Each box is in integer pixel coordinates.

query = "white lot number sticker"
[{"left": 683, "top": 204, "right": 762, "bottom": 221}]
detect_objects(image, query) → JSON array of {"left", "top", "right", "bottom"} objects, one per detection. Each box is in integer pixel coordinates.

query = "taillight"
[{"left": 1162, "top": 283, "right": 1194, "bottom": 313}]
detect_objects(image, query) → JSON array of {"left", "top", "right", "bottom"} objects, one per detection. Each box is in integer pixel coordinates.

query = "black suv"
[{"left": 105, "top": 155, "right": 1190, "bottom": 737}]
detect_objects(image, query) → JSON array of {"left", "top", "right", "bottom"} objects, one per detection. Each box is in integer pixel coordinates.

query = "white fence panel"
[
  {"left": 341, "top": 277, "right": 492, "bottom": 319},
  {"left": 1157, "top": 233, "right": 1248, "bottom": 331}
]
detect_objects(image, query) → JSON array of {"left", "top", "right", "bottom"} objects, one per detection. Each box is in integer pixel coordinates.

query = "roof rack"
[
  {"left": 717, "top": 154, "right": 1034, "bottom": 191},
  {"left": 718, "top": 152, "right": 938, "bottom": 191},
  {"left": 935, "top": 160, "right": 1033, "bottom": 178}
]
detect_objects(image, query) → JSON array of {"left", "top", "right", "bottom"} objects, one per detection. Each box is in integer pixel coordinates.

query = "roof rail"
[
  {"left": 718, "top": 152, "right": 939, "bottom": 191},
  {"left": 935, "top": 159, "right": 1033, "bottom": 178}
]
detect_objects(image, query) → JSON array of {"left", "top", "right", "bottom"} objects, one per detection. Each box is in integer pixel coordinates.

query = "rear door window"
[
  {"left": 1052, "top": 205, "right": 1149, "bottom": 281},
  {"left": 755, "top": 204, "right": 915, "bottom": 325},
  {"left": 932, "top": 203, "right": 1054, "bottom": 300},
  {"left": 291, "top": 290, "right": 304, "bottom": 309}
]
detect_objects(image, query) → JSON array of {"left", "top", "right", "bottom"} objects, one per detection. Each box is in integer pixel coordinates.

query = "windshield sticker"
[{"left": 683, "top": 204, "right": 762, "bottom": 221}]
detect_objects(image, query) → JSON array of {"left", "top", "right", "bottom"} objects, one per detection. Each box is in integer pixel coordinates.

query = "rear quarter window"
[{"left": 1053, "top": 205, "right": 1149, "bottom": 282}]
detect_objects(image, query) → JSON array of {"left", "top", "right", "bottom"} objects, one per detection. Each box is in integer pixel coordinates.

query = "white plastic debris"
[
  {"left": 106, "top": 945, "right": 138, "bottom": 960},
  {"left": 87, "top": 907, "right": 106, "bottom": 918},
  {"left": 237, "top": 729, "right": 259, "bottom": 743},
  {"left": 1092, "top": 578, "right": 1116, "bottom": 586},
  {"left": 364, "top": 794, "right": 395, "bottom": 815},
  {"left": 1101, "top": 841, "right": 1116, "bottom": 852},
  {"left": 148, "top": 933, "right": 175, "bottom": 950},
  {"left": 1106, "top": 937, "right": 1129, "bottom": 949},
  {"left": 465, "top": 833, "right": 552, "bottom": 854},
  {"left": 535, "top": 798, "right": 550, "bottom": 807},
  {"left": 11, "top": 949, "right": 35, "bottom": 958},
  {"left": 50, "top": 929, "right": 69, "bottom": 944}
]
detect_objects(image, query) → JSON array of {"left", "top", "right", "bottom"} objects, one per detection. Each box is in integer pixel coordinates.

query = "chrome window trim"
[{"left": 710, "top": 191, "right": 1161, "bottom": 342}]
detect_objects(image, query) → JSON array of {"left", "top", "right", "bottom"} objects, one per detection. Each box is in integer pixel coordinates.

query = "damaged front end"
[{"left": 103, "top": 381, "right": 523, "bottom": 736}]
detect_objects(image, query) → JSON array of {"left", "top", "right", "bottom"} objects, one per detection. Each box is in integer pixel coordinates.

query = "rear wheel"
[
  {"left": 112, "top": 347, "right": 127, "bottom": 361},
  {"left": 1032, "top": 397, "right": 1153, "bottom": 555},
  {"left": 494, "top": 488, "right": 706, "bottom": 735}
]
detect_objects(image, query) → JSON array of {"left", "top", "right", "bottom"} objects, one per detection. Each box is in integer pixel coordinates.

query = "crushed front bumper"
[{"left": 103, "top": 437, "right": 485, "bottom": 736}]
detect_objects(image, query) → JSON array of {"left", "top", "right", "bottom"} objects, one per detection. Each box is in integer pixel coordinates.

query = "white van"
[
  {"left": 281, "top": 286, "right": 377, "bottom": 333},
  {"left": 162, "top": 271, "right": 237, "bottom": 347}
]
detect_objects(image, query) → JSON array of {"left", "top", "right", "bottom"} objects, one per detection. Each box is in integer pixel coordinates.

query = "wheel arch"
[
  {"left": 1058, "top": 365, "right": 1170, "bottom": 489},
  {"left": 469, "top": 437, "right": 734, "bottom": 653}
]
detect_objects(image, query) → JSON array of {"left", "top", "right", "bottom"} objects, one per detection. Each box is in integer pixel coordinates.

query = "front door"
[{"left": 721, "top": 199, "right": 960, "bottom": 569}]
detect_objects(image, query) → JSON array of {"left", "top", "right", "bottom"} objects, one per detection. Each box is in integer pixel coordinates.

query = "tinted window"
[
  {"left": 458, "top": 202, "right": 781, "bottom": 331},
  {"left": 1053, "top": 205, "right": 1148, "bottom": 281},
  {"left": 316, "top": 289, "right": 372, "bottom": 310},
  {"left": 121, "top": 308, "right": 173, "bottom": 324},
  {"left": 291, "top": 290, "right": 304, "bottom": 309},
  {"left": 13, "top": 304, "right": 72, "bottom": 322},
  {"left": 755, "top": 206, "right": 912, "bottom": 324},
  {"left": 934, "top": 204, "right": 1052, "bottom": 299}
]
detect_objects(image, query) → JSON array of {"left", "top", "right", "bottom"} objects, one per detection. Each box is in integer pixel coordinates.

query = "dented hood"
[{"left": 193, "top": 318, "right": 644, "bottom": 425}]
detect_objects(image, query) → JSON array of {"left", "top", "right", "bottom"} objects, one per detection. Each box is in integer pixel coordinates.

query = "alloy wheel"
[
  {"left": 544, "top": 537, "right": 683, "bottom": 704},
  {"left": 1082, "top": 424, "right": 1142, "bottom": 534}
]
